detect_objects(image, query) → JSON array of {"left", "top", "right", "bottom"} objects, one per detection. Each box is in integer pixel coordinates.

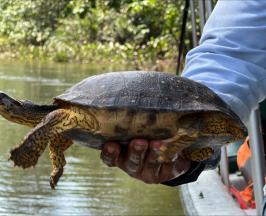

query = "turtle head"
[
  {"left": 0, "top": 92, "right": 58, "bottom": 127},
  {"left": 0, "top": 91, "right": 22, "bottom": 110},
  {"left": 0, "top": 91, "right": 23, "bottom": 121}
]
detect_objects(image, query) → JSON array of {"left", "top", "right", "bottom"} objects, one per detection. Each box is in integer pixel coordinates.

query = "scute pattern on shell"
[{"left": 55, "top": 71, "right": 239, "bottom": 122}]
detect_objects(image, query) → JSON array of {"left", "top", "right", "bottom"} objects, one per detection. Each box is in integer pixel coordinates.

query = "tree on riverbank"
[{"left": 0, "top": 0, "right": 197, "bottom": 70}]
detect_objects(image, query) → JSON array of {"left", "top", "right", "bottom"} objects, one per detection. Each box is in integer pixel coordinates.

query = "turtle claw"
[
  {"left": 9, "top": 146, "right": 39, "bottom": 169},
  {"left": 50, "top": 167, "right": 63, "bottom": 189}
]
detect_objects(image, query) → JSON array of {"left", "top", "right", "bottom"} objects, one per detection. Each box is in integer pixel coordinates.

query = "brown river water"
[{"left": 0, "top": 61, "right": 184, "bottom": 215}]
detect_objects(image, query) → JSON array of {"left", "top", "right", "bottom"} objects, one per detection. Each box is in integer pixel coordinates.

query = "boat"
[{"left": 179, "top": 169, "right": 257, "bottom": 216}]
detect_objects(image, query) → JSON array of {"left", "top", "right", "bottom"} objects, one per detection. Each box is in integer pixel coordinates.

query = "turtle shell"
[
  {"left": 55, "top": 71, "right": 247, "bottom": 161},
  {"left": 55, "top": 71, "right": 243, "bottom": 126}
]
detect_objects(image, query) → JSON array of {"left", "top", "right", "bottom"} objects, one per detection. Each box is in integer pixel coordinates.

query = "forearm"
[
  {"left": 163, "top": 1, "right": 266, "bottom": 186},
  {"left": 182, "top": 1, "right": 266, "bottom": 126}
]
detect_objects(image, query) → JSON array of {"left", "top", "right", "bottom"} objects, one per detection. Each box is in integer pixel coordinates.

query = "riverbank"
[
  {"left": 0, "top": 37, "right": 177, "bottom": 72},
  {"left": 0, "top": 1, "right": 187, "bottom": 73}
]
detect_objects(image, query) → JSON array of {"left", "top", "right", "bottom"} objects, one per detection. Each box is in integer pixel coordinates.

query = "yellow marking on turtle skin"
[
  {"left": 9, "top": 106, "right": 100, "bottom": 188},
  {"left": 158, "top": 128, "right": 199, "bottom": 162},
  {"left": 157, "top": 113, "right": 244, "bottom": 163},
  {"left": 48, "top": 137, "right": 71, "bottom": 189},
  {"left": 158, "top": 125, "right": 215, "bottom": 162},
  {"left": 202, "top": 113, "right": 244, "bottom": 141},
  {"left": 0, "top": 103, "right": 51, "bottom": 128},
  {"left": 0, "top": 107, "right": 33, "bottom": 127},
  {"left": 159, "top": 146, "right": 214, "bottom": 162},
  {"left": 48, "top": 136, "right": 73, "bottom": 189},
  {"left": 183, "top": 147, "right": 214, "bottom": 162}
]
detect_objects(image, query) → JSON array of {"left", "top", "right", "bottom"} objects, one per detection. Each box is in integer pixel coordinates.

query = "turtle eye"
[
  {"left": 0, "top": 93, "right": 22, "bottom": 107},
  {"left": 6, "top": 99, "right": 23, "bottom": 109},
  {"left": 0, "top": 92, "right": 8, "bottom": 105},
  {"left": 0, "top": 92, "right": 7, "bottom": 99}
]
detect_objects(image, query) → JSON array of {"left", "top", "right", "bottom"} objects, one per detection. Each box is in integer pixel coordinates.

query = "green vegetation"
[{"left": 0, "top": 0, "right": 194, "bottom": 70}]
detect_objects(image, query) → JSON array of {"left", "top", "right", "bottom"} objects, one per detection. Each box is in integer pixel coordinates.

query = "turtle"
[{"left": 0, "top": 71, "right": 246, "bottom": 189}]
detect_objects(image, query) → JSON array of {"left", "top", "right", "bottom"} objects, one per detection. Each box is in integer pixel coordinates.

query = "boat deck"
[{"left": 179, "top": 170, "right": 256, "bottom": 216}]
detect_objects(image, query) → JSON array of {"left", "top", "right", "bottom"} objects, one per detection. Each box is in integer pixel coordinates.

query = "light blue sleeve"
[{"left": 182, "top": 1, "right": 266, "bottom": 126}]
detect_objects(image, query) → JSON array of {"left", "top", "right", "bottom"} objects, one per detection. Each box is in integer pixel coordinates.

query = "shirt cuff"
[{"left": 161, "top": 161, "right": 205, "bottom": 186}]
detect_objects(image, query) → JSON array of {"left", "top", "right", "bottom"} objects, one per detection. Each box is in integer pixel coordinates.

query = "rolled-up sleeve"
[
  {"left": 182, "top": 0, "right": 266, "bottom": 126},
  {"left": 166, "top": 1, "right": 266, "bottom": 186}
]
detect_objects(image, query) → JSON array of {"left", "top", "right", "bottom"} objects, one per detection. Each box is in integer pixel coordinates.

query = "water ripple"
[{"left": 0, "top": 64, "right": 182, "bottom": 216}]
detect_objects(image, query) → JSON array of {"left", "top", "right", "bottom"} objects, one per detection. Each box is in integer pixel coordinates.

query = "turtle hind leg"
[
  {"left": 158, "top": 132, "right": 214, "bottom": 162},
  {"left": 158, "top": 129, "right": 199, "bottom": 162},
  {"left": 49, "top": 137, "right": 72, "bottom": 189},
  {"left": 182, "top": 147, "right": 214, "bottom": 161}
]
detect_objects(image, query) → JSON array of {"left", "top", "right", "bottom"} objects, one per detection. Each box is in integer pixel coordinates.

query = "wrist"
[{"left": 161, "top": 161, "right": 205, "bottom": 186}]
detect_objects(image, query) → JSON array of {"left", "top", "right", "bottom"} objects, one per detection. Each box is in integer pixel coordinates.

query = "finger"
[
  {"left": 123, "top": 139, "right": 148, "bottom": 176},
  {"left": 159, "top": 156, "right": 191, "bottom": 182},
  {"left": 140, "top": 140, "right": 163, "bottom": 183},
  {"left": 101, "top": 142, "right": 121, "bottom": 167}
]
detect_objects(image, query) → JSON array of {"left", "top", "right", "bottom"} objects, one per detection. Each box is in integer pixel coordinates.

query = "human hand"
[{"left": 100, "top": 139, "right": 191, "bottom": 184}]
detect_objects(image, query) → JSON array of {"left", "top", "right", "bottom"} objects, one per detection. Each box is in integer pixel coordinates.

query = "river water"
[{"left": 0, "top": 61, "right": 184, "bottom": 215}]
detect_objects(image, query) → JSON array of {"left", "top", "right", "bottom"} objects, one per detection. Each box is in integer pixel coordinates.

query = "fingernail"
[
  {"left": 134, "top": 143, "right": 145, "bottom": 151},
  {"left": 151, "top": 141, "right": 162, "bottom": 150}
]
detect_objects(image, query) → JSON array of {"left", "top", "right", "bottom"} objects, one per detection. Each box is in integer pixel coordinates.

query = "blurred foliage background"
[{"left": 0, "top": 0, "right": 202, "bottom": 70}]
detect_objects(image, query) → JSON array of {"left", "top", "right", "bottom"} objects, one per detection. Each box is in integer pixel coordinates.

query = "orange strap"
[
  {"left": 240, "top": 184, "right": 254, "bottom": 205},
  {"left": 234, "top": 137, "right": 256, "bottom": 209},
  {"left": 237, "top": 137, "right": 251, "bottom": 169}
]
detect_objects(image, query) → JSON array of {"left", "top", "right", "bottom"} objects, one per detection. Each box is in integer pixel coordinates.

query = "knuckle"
[
  {"left": 129, "top": 153, "right": 141, "bottom": 164},
  {"left": 125, "top": 161, "right": 140, "bottom": 175},
  {"left": 124, "top": 152, "right": 145, "bottom": 174},
  {"left": 145, "top": 161, "right": 160, "bottom": 171}
]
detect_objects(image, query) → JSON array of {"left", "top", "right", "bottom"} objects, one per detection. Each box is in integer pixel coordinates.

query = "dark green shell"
[{"left": 55, "top": 71, "right": 240, "bottom": 120}]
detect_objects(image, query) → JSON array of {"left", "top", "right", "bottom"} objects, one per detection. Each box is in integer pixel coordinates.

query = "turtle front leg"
[
  {"left": 9, "top": 107, "right": 99, "bottom": 188},
  {"left": 9, "top": 109, "right": 73, "bottom": 168},
  {"left": 49, "top": 138, "right": 72, "bottom": 189},
  {"left": 159, "top": 128, "right": 199, "bottom": 162}
]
